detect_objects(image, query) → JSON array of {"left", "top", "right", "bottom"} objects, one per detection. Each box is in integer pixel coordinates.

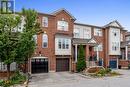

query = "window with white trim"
[
  {"left": 58, "top": 38, "right": 70, "bottom": 49},
  {"left": 33, "top": 35, "right": 37, "bottom": 44},
  {"left": 57, "top": 21, "right": 68, "bottom": 31},
  {"left": 74, "top": 28, "right": 80, "bottom": 38},
  {"left": 94, "top": 28, "right": 102, "bottom": 36},
  {"left": 84, "top": 29, "right": 91, "bottom": 39},
  {"left": 42, "top": 34, "right": 48, "bottom": 48},
  {"left": 94, "top": 43, "right": 103, "bottom": 51},
  {"left": 42, "top": 17, "right": 48, "bottom": 27},
  {"left": 112, "top": 42, "right": 119, "bottom": 51}
]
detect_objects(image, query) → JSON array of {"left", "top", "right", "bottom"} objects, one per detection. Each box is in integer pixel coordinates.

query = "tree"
[
  {"left": 0, "top": 14, "right": 21, "bottom": 79},
  {"left": 76, "top": 45, "right": 86, "bottom": 72},
  {"left": 15, "top": 8, "right": 40, "bottom": 72}
]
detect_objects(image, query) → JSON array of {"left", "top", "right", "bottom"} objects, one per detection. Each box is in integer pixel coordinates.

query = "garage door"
[
  {"left": 31, "top": 59, "right": 48, "bottom": 74},
  {"left": 109, "top": 60, "right": 117, "bottom": 69},
  {"left": 56, "top": 58, "right": 69, "bottom": 72}
]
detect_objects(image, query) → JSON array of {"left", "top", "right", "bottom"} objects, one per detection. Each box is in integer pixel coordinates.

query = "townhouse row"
[{"left": 1, "top": 8, "right": 129, "bottom": 74}]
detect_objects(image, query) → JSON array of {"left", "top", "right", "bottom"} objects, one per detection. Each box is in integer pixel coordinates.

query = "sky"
[{"left": 15, "top": 0, "right": 130, "bottom": 30}]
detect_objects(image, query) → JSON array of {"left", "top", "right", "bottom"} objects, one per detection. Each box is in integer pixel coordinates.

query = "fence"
[{"left": 0, "top": 62, "right": 16, "bottom": 71}]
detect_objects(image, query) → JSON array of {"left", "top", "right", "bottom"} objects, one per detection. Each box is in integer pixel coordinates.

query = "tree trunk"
[{"left": 7, "top": 64, "right": 10, "bottom": 79}]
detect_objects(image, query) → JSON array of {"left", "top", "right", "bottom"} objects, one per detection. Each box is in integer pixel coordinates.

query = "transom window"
[
  {"left": 42, "top": 17, "right": 48, "bottom": 27},
  {"left": 94, "top": 28, "right": 102, "bottom": 36},
  {"left": 57, "top": 21, "right": 68, "bottom": 31},
  {"left": 42, "top": 34, "right": 48, "bottom": 48}
]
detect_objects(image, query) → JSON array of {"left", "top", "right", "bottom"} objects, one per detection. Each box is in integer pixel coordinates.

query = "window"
[
  {"left": 58, "top": 39, "right": 62, "bottom": 49},
  {"left": 112, "top": 29, "right": 119, "bottom": 37},
  {"left": 74, "top": 29, "right": 80, "bottom": 38},
  {"left": 66, "top": 39, "right": 69, "bottom": 49},
  {"left": 112, "top": 42, "right": 119, "bottom": 51},
  {"left": 33, "top": 35, "right": 37, "bottom": 44},
  {"left": 57, "top": 21, "right": 68, "bottom": 31},
  {"left": 42, "top": 17, "right": 48, "bottom": 27},
  {"left": 94, "top": 28, "right": 102, "bottom": 36},
  {"left": 94, "top": 43, "right": 103, "bottom": 51},
  {"left": 42, "top": 34, "right": 48, "bottom": 48},
  {"left": 84, "top": 29, "right": 91, "bottom": 39},
  {"left": 62, "top": 39, "right": 65, "bottom": 49},
  {"left": 58, "top": 38, "right": 70, "bottom": 49}
]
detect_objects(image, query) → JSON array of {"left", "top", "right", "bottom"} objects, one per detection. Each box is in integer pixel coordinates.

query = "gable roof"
[
  {"left": 104, "top": 20, "right": 123, "bottom": 28},
  {"left": 88, "top": 38, "right": 97, "bottom": 44},
  {"left": 51, "top": 8, "right": 76, "bottom": 20}
]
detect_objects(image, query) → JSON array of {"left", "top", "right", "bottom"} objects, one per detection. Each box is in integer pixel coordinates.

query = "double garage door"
[{"left": 56, "top": 58, "right": 69, "bottom": 72}]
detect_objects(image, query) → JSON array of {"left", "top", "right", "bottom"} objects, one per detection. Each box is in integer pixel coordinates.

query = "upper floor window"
[
  {"left": 33, "top": 35, "right": 37, "bottom": 44},
  {"left": 94, "top": 28, "right": 102, "bottom": 36},
  {"left": 74, "top": 28, "right": 80, "bottom": 38},
  {"left": 42, "top": 34, "right": 48, "bottom": 48},
  {"left": 83, "top": 29, "right": 91, "bottom": 39},
  {"left": 42, "top": 17, "right": 48, "bottom": 27},
  {"left": 112, "top": 42, "right": 119, "bottom": 51},
  {"left": 126, "top": 36, "right": 130, "bottom": 41},
  {"left": 58, "top": 38, "right": 69, "bottom": 49},
  {"left": 94, "top": 43, "right": 103, "bottom": 51},
  {"left": 57, "top": 21, "right": 68, "bottom": 31},
  {"left": 112, "top": 29, "right": 119, "bottom": 37}
]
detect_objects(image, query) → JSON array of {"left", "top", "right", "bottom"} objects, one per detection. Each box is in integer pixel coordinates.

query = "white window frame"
[
  {"left": 42, "top": 34, "right": 48, "bottom": 48},
  {"left": 57, "top": 21, "right": 68, "bottom": 31},
  {"left": 58, "top": 38, "right": 70, "bottom": 49},
  {"left": 94, "top": 28, "right": 102, "bottom": 36},
  {"left": 74, "top": 28, "right": 80, "bottom": 38},
  {"left": 42, "top": 17, "right": 48, "bottom": 27}
]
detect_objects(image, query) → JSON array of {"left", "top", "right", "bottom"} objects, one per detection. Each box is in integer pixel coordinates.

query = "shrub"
[
  {"left": 10, "top": 71, "right": 26, "bottom": 84},
  {"left": 105, "top": 68, "right": 112, "bottom": 74},
  {"left": 76, "top": 45, "right": 86, "bottom": 72},
  {"left": 96, "top": 69, "right": 106, "bottom": 76}
]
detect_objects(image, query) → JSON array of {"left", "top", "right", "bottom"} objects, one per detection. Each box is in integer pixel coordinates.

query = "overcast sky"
[{"left": 15, "top": 0, "right": 130, "bottom": 30}]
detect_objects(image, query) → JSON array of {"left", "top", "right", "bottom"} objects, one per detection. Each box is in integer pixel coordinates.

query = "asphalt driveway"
[{"left": 28, "top": 70, "right": 130, "bottom": 87}]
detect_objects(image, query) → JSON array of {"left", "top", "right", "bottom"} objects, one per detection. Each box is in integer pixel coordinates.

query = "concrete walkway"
[{"left": 28, "top": 70, "right": 130, "bottom": 87}]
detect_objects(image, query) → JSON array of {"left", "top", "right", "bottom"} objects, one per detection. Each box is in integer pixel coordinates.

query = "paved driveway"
[{"left": 28, "top": 70, "right": 130, "bottom": 87}]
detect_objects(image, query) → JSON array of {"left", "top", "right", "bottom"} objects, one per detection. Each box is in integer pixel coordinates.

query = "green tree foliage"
[
  {"left": 16, "top": 8, "right": 40, "bottom": 64},
  {"left": 76, "top": 45, "right": 86, "bottom": 72},
  {"left": 0, "top": 14, "right": 21, "bottom": 78}
]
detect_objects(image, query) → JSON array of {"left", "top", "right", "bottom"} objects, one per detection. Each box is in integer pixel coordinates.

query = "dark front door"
[
  {"left": 31, "top": 58, "right": 48, "bottom": 74},
  {"left": 109, "top": 60, "right": 117, "bottom": 69},
  {"left": 56, "top": 58, "right": 69, "bottom": 72}
]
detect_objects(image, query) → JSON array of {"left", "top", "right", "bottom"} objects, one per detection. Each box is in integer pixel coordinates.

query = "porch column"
[
  {"left": 125, "top": 46, "right": 128, "bottom": 60},
  {"left": 96, "top": 45, "right": 99, "bottom": 61},
  {"left": 86, "top": 45, "right": 89, "bottom": 61},
  {"left": 75, "top": 44, "right": 78, "bottom": 62}
]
